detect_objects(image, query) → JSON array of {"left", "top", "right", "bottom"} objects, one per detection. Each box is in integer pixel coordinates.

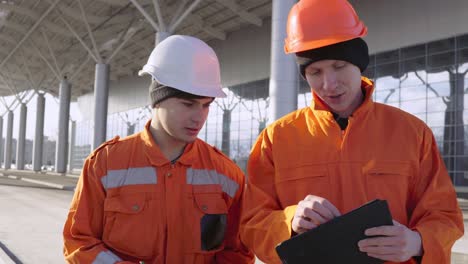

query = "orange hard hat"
[{"left": 284, "top": 0, "right": 368, "bottom": 54}]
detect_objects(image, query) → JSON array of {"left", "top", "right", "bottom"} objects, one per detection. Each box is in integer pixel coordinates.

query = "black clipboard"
[{"left": 275, "top": 199, "right": 393, "bottom": 264}]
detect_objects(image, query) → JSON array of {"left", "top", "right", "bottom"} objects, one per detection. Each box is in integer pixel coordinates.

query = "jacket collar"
[
  {"left": 310, "top": 76, "right": 375, "bottom": 118},
  {"left": 141, "top": 121, "right": 195, "bottom": 167}
]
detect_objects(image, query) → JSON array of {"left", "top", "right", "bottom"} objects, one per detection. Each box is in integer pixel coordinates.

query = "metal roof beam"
[
  {"left": 129, "top": 0, "right": 159, "bottom": 32},
  {"left": 0, "top": 0, "right": 62, "bottom": 69},
  {"left": 152, "top": 0, "right": 166, "bottom": 32},
  {"left": 77, "top": 0, "right": 102, "bottom": 63},
  {"left": 215, "top": 0, "right": 262, "bottom": 26},
  {"left": 168, "top": 0, "right": 202, "bottom": 33}
]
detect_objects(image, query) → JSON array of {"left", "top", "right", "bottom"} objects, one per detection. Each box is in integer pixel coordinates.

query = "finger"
[
  {"left": 322, "top": 199, "right": 341, "bottom": 217},
  {"left": 360, "top": 245, "right": 396, "bottom": 255},
  {"left": 303, "top": 207, "right": 327, "bottom": 224},
  {"left": 303, "top": 200, "right": 335, "bottom": 220},
  {"left": 365, "top": 225, "right": 405, "bottom": 236},
  {"left": 303, "top": 196, "right": 340, "bottom": 219},
  {"left": 358, "top": 236, "right": 400, "bottom": 248},
  {"left": 295, "top": 217, "right": 317, "bottom": 232}
]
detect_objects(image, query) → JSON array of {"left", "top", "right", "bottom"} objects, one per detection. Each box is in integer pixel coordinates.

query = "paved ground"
[{"left": 0, "top": 171, "right": 467, "bottom": 264}]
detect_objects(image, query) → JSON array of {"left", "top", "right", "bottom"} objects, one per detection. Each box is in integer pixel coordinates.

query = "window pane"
[
  {"left": 401, "top": 85, "right": 427, "bottom": 101},
  {"left": 401, "top": 57, "right": 425, "bottom": 75},
  {"left": 401, "top": 99, "right": 426, "bottom": 115},
  {"left": 429, "top": 81, "right": 452, "bottom": 99},
  {"left": 428, "top": 112, "right": 446, "bottom": 127},
  {"left": 428, "top": 38, "right": 455, "bottom": 54},
  {"left": 375, "top": 75, "right": 400, "bottom": 91},
  {"left": 456, "top": 34, "right": 468, "bottom": 49},
  {"left": 375, "top": 88, "right": 398, "bottom": 104},
  {"left": 376, "top": 50, "right": 399, "bottom": 64},
  {"left": 401, "top": 43, "right": 426, "bottom": 60},
  {"left": 400, "top": 71, "right": 426, "bottom": 87},
  {"left": 427, "top": 51, "right": 455, "bottom": 70},
  {"left": 427, "top": 70, "right": 450, "bottom": 84},
  {"left": 376, "top": 62, "right": 399, "bottom": 79},
  {"left": 368, "top": 54, "right": 376, "bottom": 67}
]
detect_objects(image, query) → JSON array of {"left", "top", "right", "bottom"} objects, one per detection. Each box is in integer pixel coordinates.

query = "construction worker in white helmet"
[{"left": 63, "top": 35, "right": 254, "bottom": 264}]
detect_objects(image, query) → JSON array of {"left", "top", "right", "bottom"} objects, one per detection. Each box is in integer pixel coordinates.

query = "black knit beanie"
[
  {"left": 149, "top": 80, "right": 209, "bottom": 107},
  {"left": 296, "top": 38, "right": 369, "bottom": 78}
]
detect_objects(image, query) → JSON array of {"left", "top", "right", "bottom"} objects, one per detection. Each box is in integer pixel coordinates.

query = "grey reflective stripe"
[
  {"left": 92, "top": 250, "right": 122, "bottom": 264},
  {"left": 101, "top": 166, "right": 157, "bottom": 189},
  {"left": 186, "top": 168, "right": 239, "bottom": 198}
]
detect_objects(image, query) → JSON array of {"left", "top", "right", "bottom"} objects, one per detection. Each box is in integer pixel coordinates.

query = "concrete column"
[
  {"left": 55, "top": 78, "right": 71, "bottom": 173},
  {"left": 155, "top": 31, "right": 170, "bottom": 46},
  {"left": 0, "top": 116, "right": 3, "bottom": 167},
  {"left": 4, "top": 111, "right": 13, "bottom": 169},
  {"left": 269, "top": 0, "right": 298, "bottom": 122},
  {"left": 16, "top": 103, "right": 27, "bottom": 170},
  {"left": 33, "top": 93, "right": 45, "bottom": 172},
  {"left": 68, "top": 120, "right": 76, "bottom": 172},
  {"left": 92, "top": 63, "right": 110, "bottom": 150}
]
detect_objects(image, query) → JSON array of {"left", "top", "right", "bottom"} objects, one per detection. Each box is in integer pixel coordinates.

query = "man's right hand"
[{"left": 292, "top": 195, "right": 341, "bottom": 234}]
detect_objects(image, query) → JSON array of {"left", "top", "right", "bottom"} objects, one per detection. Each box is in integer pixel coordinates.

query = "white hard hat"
[{"left": 139, "top": 35, "right": 226, "bottom": 98}]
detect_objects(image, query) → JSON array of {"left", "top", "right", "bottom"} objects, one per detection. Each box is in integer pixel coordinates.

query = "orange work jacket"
[
  {"left": 63, "top": 121, "right": 254, "bottom": 264},
  {"left": 240, "top": 77, "right": 464, "bottom": 264}
]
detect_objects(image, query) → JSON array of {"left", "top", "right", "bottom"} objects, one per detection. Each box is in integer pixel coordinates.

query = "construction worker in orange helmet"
[
  {"left": 240, "top": 0, "right": 463, "bottom": 263},
  {"left": 63, "top": 35, "right": 254, "bottom": 264}
]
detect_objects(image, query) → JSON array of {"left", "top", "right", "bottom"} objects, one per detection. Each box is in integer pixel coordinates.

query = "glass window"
[
  {"left": 401, "top": 57, "right": 425, "bottom": 76},
  {"left": 427, "top": 112, "right": 446, "bottom": 127},
  {"left": 427, "top": 70, "right": 450, "bottom": 84},
  {"left": 298, "top": 92, "right": 312, "bottom": 109},
  {"left": 401, "top": 85, "right": 427, "bottom": 101},
  {"left": 400, "top": 71, "right": 426, "bottom": 87},
  {"left": 368, "top": 54, "right": 376, "bottom": 67},
  {"left": 426, "top": 81, "right": 452, "bottom": 98},
  {"left": 401, "top": 43, "right": 426, "bottom": 60},
  {"left": 457, "top": 49, "right": 468, "bottom": 69},
  {"left": 456, "top": 34, "right": 468, "bottom": 49},
  {"left": 427, "top": 51, "right": 455, "bottom": 70},
  {"left": 464, "top": 110, "right": 468, "bottom": 125},
  {"left": 427, "top": 97, "right": 449, "bottom": 112},
  {"left": 428, "top": 38, "right": 455, "bottom": 54},
  {"left": 429, "top": 125, "right": 445, "bottom": 141},
  {"left": 375, "top": 88, "right": 398, "bottom": 104},
  {"left": 375, "top": 62, "right": 399, "bottom": 79},
  {"left": 376, "top": 50, "right": 399, "bottom": 64},
  {"left": 401, "top": 99, "right": 426, "bottom": 115},
  {"left": 375, "top": 75, "right": 400, "bottom": 91}
]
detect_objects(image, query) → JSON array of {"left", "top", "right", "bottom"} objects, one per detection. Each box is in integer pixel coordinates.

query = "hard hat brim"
[{"left": 139, "top": 64, "right": 226, "bottom": 98}]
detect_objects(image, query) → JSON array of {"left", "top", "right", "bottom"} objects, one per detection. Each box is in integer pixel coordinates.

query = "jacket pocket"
[
  {"left": 364, "top": 161, "right": 413, "bottom": 221},
  {"left": 276, "top": 165, "right": 329, "bottom": 205},
  {"left": 186, "top": 184, "right": 228, "bottom": 254},
  {"left": 103, "top": 192, "right": 159, "bottom": 259}
]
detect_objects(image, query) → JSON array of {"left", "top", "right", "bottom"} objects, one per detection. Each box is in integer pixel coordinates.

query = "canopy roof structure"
[{"left": 0, "top": 0, "right": 271, "bottom": 99}]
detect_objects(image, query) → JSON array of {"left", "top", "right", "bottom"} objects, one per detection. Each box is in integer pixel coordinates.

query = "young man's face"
[
  {"left": 304, "top": 59, "right": 362, "bottom": 117},
  {"left": 154, "top": 97, "right": 214, "bottom": 144}
]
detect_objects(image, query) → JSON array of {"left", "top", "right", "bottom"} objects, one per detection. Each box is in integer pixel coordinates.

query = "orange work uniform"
[
  {"left": 63, "top": 122, "right": 254, "bottom": 264},
  {"left": 240, "top": 77, "right": 464, "bottom": 264}
]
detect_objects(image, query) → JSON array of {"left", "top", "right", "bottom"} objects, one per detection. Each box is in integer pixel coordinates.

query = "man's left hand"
[{"left": 358, "top": 220, "right": 423, "bottom": 262}]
